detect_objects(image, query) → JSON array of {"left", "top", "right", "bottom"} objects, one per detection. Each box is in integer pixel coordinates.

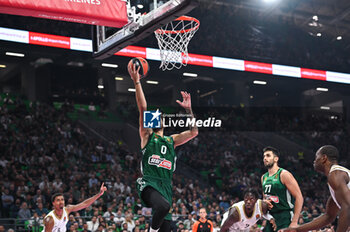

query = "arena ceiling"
[{"left": 204, "top": 0, "right": 350, "bottom": 47}]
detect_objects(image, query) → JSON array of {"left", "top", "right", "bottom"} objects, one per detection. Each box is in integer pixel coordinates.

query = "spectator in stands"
[
  {"left": 87, "top": 216, "right": 99, "bottom": 232},
  {"left": 177, "top": 221, "right": 185, "bottom": 232},
  {"left": 218, "top": 195, "right": 230, "bottom": 212},
  {"left": 82, "top": 223, "right": 91, "bottom": 232},
  {"left": 24, "top": 193, "right": 35, "bottom": 210},
  {"left": 184, "top": 214, "right": 195, "bottom": 230},
  {"left": 67, "top": 214, "right": 76, "bottom": 231},
  {"left": 103, "top": 207, "right": 116, "bottom": 218},
  {"left": 212, "top": 221, "right": 220, "bottom": 232},
  {"left": 1, "top": 188, "right": 14, "bottom": 217},
  {"left": 97, "top": 224, "right": 106, "bottom": 232},
  {"left": 9, "top": 198, "right": 21, "bottom": 218},
  {"left": 89, "top": 175, "right": 99, "bottom": 188},
  {"left": 28, "top": 212, "right": 42, "bottom": 231},
  {"left": 114, "top": 209, "right": 125, "bottom": 225},
  {"left": 125, "top": 193, "right": 135, "bottom": 205},
  {"left": 35, "top": 202, "right": 49, "bottom": 216},
  {"left": 123, "top": 213, "right": 135, "bottom": 232},
  {"left": 18, "top": 202, "right": 31, "bottom": 220},
  {"left": 33, "top": 189, "right": 46, "bottom": 206},
  {"left": 68, "top": 224, "right": 77, "bottom": 232}
]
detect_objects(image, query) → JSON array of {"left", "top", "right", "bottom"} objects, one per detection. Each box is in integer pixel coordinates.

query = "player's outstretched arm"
[
  {"left": 280, "top": 170, "right": 303, "bottom": 227},
  {"left": 220, "top": 207, "right": 240, "bottom": 232},
  {"left": 128, "top": 63, "right": 151, "bottom": 146},
  {"left": 328, "top": 170, "right": 350, "bottom": 232},
  {"left": 279, "top": 196, "right": 338, "bottom": 232},
  {"left": 44, "top": 216, "right": 54, "bottom": 232},
  {"left": 65, "top": 183, "right": 107, "bottom": 214},
  {"left": 171, "top": 91, "right": 198, "bottom": 148}
]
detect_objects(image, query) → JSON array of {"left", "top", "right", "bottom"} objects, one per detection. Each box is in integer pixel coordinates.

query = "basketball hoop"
[{"left": 154, "top": 16, "right": 200, "bottom": 71}]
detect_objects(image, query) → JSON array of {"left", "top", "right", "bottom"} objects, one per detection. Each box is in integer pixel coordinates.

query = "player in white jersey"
[
  {"left": 44, "top": 183, "right": 107, "bottom": 232},
  {"left": 280, "top": 145, "right": 350, "bottom": 232},
  {"left": 220, "top": 189, "right": 276, "bottom": 232}
]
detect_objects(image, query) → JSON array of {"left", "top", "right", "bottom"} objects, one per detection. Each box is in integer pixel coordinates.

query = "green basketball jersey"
[
  {"left": 262, "top": 168, "right": 294, "bottom": 213},
  {"left": 140, "top": 132, "right": 176, "bottom": 181}
]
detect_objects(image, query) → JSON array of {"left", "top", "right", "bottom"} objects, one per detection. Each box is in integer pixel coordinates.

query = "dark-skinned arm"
[
  {"left": 279, "top": 196, "right": 338, "bottom": 232},
  {"left": 328, "top": 170, "right": 350, "bottom": 232},
  {"left": 220, "top": 207, "right": 240, "bottom": 232}
]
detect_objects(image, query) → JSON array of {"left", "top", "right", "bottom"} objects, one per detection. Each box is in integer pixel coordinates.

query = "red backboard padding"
[{"left": 0, "top": 0, "right": 128, "bottom": 28}]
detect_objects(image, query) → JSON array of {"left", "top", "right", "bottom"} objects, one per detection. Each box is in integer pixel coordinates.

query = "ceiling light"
[
  {"left": 137, "top": 4, "right": 144, "bottom": 9},
  {"left": 146, "top": 80, "right": 159, "bottom": 85},
  {"left": 97, "top": 85, "right": 104, "bottom": 89},
  {"left": 263, "top": 0, "right": 277, "bottom": 3},
  {"left": 250, "top": 95, "right": 254, "bottom": 99},
  {"left": 316, "top": 33, "right": 322, "bottom": 37},
  {"left": 308, "top": 22, "right": 318, "bottom": 27},
  {"left": 128, "top": 88, "right": 136, "bottom": 92},
  {"left": 115, "top": 77, "right": 124, "bottom": 81},
  {"left": 337, "top": 36, "right": 342, "bottom": 40},
  {"left": 316, "top": 87, "right": 328, "bottom": 92},
  {"left": 253, "top": 80, "right": 267, "bottom": 85},
  {"left": 0, "top": 64, "right": 6, "bottom": 68},
  {"left": 320, "top": 106, "right": 330, "bottom": 110},
  {"left": 101, "top": 63, "right": 118, "bottom": 68},
  {"left": 67, "top": 61, "right": 84, "bottom": 67},
  {"left": 6, "top": 52, "right": 25, "bottom": 57},
  {"left": 183, "top": 72, "right": 198, "bottom": 77},
  {"left": 312, "top": 15, "right": 318, "bottom": 21}
]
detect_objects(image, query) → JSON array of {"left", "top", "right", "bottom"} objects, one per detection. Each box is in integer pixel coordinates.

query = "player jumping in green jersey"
[
  {"left": 128, "top": 63, "right": 198, "bottom": 232},
  {"left": 261, "top": 146, "right": 303, "bottom": 231}
]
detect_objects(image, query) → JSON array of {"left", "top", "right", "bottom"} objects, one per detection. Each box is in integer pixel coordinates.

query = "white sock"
[{"left": 150, "top": 228, "right": 159, "bottom": 232}]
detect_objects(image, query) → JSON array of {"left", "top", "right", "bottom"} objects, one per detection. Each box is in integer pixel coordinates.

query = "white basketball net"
[{"left": 154, "top": 16, "right": 199, "bottom": 71}]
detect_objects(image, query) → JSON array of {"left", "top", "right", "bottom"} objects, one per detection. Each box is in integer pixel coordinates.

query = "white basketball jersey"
[
  {"left": 221, "top": 199, "right": 263, "bottom": 232},
  {"left": 43, "top": 207, "right": 69, "bottom": 232},
  {"left": 328, "top": 164, "right": 350, "bottom": 209}
]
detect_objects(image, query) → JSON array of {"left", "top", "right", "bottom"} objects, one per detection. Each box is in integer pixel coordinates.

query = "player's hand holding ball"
[{"left": 128, "top": 57, "right": 149, "bottom": 84}]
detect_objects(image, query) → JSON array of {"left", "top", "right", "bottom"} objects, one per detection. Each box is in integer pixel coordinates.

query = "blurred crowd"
[{"left": 0, "top": 94, "right": 346, "bottom": 232}]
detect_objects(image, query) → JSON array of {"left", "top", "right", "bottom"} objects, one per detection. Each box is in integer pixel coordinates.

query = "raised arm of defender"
[
  {"left": 171, "top": 91, "right": 198, "bottom": 148},
  {"left": 128, "top": 63, "right": 151, "bottom": 148},
  {"left": 65, "top": 183, "right": 107, "bottom": 214}
]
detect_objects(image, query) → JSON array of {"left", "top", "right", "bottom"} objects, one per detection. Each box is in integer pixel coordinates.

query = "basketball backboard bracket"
[{"left": 92, "top": 0, "right": 199, "bottom": 60}]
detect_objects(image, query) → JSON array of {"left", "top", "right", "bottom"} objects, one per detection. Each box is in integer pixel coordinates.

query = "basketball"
[{"left": 128, "top": 57, "right": 149, "bottom": 78}]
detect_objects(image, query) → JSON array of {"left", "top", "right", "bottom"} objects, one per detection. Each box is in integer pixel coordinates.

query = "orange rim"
[{"left": 155, "top": 16, "right": 200, "bottom": 35}]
